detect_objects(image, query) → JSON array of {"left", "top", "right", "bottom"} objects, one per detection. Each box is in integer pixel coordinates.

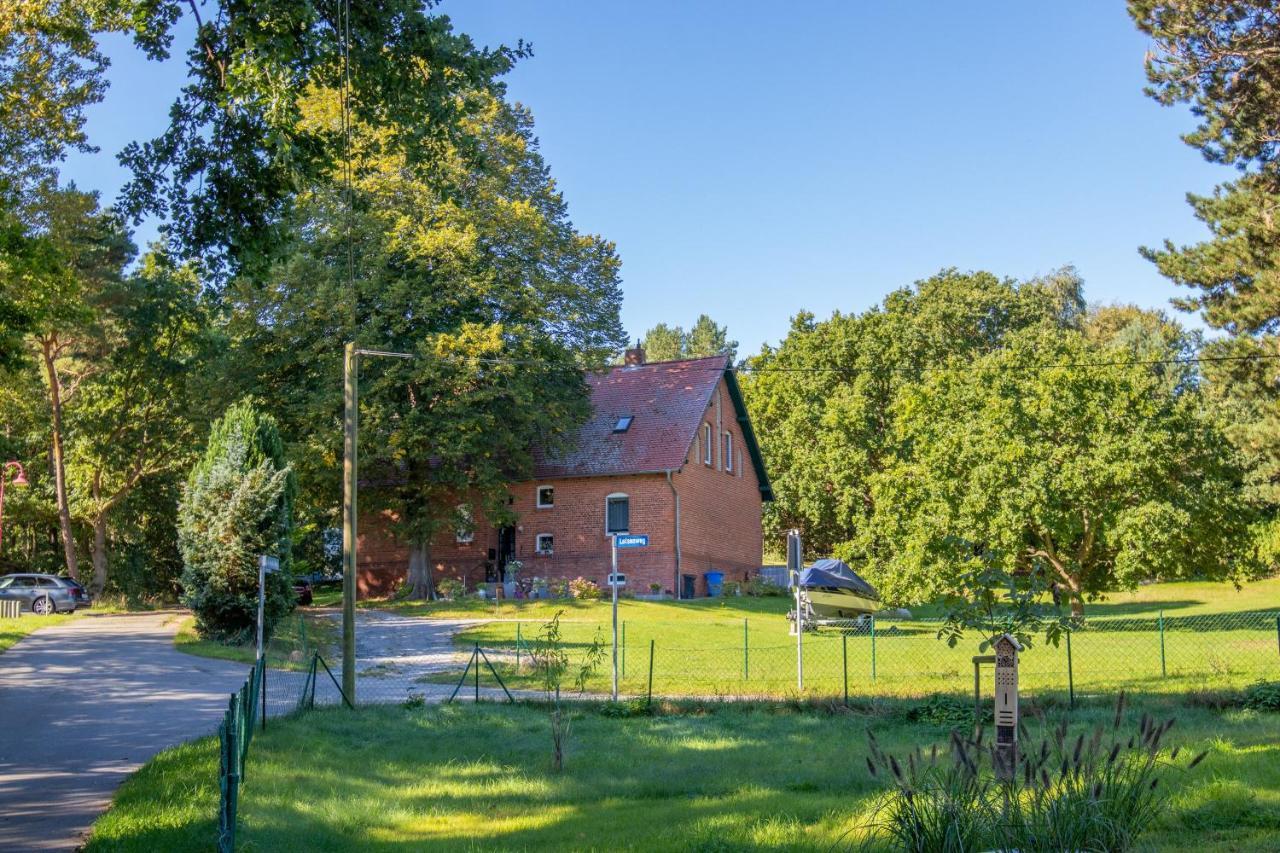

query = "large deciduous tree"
[
  {"left": 227, "top": 90, "right": 625, "bottom": 598},
  {"left": 69, "top": 253, "right": 217, "bottom": 594},
  {"left": 0, "top": 2, "right": 109, "bottom": 369},
  {"left": 93, "top": 0, "right": 522, "bottom": 282},
  {"left": 868, "top": 319, "right": 1255, "bottom": 615},
  {"left": 741, "top": 268, "right": 1085, "bottom": 558}
]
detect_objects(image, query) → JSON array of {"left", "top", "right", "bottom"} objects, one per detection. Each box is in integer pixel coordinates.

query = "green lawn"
[
  {"left": 0, "top": 612, "right": 78, "bottom": 654},
  {"left": 363, "top": 575, "right": 1280, "bottom": 621},
  {"left": 85, "top": 694, "right": 1280, "bottom": 851},
  {"left": 406, "top": 577, "right": 1280, "bottom": 698},
  {"left": 173, "top": 609, "right": 338, "bottom": 671}
]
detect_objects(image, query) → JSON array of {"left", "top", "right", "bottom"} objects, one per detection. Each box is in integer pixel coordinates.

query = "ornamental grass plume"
[{"left": 852, "top": 691, "right": 1211, "bottom": 852}]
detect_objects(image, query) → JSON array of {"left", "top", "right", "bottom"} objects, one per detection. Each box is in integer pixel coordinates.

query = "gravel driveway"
[{"left": 0, "top": 612, "right": 249, "bottom": 852}]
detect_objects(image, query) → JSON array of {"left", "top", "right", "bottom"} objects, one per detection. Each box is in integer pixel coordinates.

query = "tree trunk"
[
  {"left": 90, "top": 515, "right": 108, "bottom": 597},
  {"left": 406, "top": 539, "right": 435, "bottom": 600},
  {"left": 40, "top": 338, "right": 79, "bottom": 580}
]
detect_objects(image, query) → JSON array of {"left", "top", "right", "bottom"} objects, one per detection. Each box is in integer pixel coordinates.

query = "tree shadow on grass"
[
  {"left": 91, "top": 697, "right": 1280, "bottom": 852},
  {"left": 1081, "top": 598, "right": 1204, "bottom": 618}
]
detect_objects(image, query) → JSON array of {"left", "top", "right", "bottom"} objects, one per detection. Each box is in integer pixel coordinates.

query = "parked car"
[
  {"left": 0, "top": 573, "right": 91, "bottom": 614},
  {"left": 293, "top": 579, "right": 313, "bottom": 606}
]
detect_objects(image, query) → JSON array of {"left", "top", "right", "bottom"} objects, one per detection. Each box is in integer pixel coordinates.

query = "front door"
[{"left": 497, "top": 526, "right": 516, "bottom": 580}]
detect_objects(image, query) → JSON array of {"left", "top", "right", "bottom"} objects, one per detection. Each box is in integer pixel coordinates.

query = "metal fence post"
[
  {"left": 647, "top": 639, "right": 655, "bottom": 708},
  {"left": 516, "top": 623, "right": 521, "bottom": 671},
  {"left": 261, "top": 657, "right": 267, "bottom": 732},
  {"left": 474, "top": 642, "right": 480, "bottom": 701},
  {"left": 1275, "top": 615, "right": 1279, "bottom": 657},
  {"left": 622, "top": 620, "right": 626, "bottom": 679},
  {"left": 973, "top": 658, "right": 982, "bottom": 735},
  {"left": 1159, "top": 609, "right": 1167, "bottom": 678},
  {"left": 870, "top": 615, "right": 877, "bottom": 683},
  {"left": 743, "top": 619, "right": 748, "bottom": 680},
  {"left": 842, "top": 633, "right": 848, "bottom": 705},
  {"left": 1066, "top": 627, "right": 1075, "bottom": 709}
]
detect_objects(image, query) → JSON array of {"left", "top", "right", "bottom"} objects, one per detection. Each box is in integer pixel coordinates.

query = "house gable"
[{"left": 533, "top": 355, "right": 772, "bottom": 501}]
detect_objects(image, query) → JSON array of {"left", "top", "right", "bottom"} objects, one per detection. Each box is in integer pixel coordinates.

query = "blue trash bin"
[{"left": 705, "top": 570, "right": 724, "bottom": 597}]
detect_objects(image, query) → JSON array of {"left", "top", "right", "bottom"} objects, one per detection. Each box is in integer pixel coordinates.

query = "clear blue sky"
[{"left": 61, "top": 0, "right": 1222, "bottom": 356}]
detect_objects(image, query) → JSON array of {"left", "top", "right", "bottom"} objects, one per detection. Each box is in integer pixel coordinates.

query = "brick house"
[{"left": 356, "top": 346, "right": 773, "bottom": 598}]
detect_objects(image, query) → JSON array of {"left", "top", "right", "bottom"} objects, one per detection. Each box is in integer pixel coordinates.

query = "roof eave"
[{"left": 723, "top": 367, "right": 774, "bottom": 501}]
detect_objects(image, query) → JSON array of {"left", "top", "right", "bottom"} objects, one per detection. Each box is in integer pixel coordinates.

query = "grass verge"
[
  {"left": 85, "top": 692, "right": 1280, "bottom": 852},
  {"left": 0, "top": 612, "right": 78, "bottom": 654},
  {"left": 173, "top": 609, "right": 339, "bottom": 671}
]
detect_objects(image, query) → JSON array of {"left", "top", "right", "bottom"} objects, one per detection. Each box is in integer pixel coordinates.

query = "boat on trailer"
[{"left": 789, "top": 558, "right": 881, "bottom": 628}]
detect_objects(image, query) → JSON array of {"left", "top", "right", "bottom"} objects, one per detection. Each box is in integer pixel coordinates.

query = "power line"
[{"left": 406, "top": 350, "right": 1280, "bottom": 376}]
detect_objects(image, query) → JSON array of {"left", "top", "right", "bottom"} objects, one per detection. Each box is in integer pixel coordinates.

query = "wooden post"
[
  {"left": 1066, "top": 628, "right": 1075, "bottom": 708},
  {"left": 341, "top": 342, "right": 358, "bottom": 705},
  {"left": 647, "top": 639, "right": 655, "bottom": 708},
  {"left": 1159, "top": 610, "right": 1167, "bottom": 678}
]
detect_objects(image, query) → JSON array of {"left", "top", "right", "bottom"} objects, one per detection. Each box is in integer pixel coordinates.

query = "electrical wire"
[{"left": 401, "top": 349, "right": 1280, "bottom": 377}]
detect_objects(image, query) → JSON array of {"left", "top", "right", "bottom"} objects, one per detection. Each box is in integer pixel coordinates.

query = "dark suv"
[{"left": 0, "top": 574, "right": 92, "bottom": 614}]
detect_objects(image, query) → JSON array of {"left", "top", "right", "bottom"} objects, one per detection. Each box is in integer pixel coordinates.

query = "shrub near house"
[{"left": 358, "top": 347, "right": 772, "bottom": 598}]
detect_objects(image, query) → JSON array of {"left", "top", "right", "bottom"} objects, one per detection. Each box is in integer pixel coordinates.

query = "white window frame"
[
  {"left": 605, "top": 492, "right": 630, "bottom": 535},
  {"left": 703, "top": 423, "right": 713, "bottom": 465},
  {"left": 455, "top": 504, "right": 474, "bottom": 544},
  {"left": 535, "top": 533, "right": 554, "bottom": 555},
  {"left": 724, "top": 431, "right": 733, "bottom": 472},
  {"left": 536, "top": 484, "right": 555, "bottom": 509}
]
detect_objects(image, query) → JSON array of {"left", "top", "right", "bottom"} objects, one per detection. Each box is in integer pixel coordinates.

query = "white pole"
[
  {"left": 788, "top": 529, "right": 804, "bottom": 692},
  {"left": 794, "top": 570, "right": 803, "bottom": 691},
  {"left": 611, "top": 533, "right": 619, "bottom": 701}
]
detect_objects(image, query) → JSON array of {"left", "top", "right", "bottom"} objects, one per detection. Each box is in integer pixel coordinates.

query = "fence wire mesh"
[
  {"left": 237, "top": 606, "right": 1280, "bottom": 710},
  {"left": 423, "top": 610, "right": 1280, "bottom": 701}
]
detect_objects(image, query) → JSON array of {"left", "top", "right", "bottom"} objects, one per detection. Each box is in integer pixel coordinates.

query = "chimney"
[{"left": 624, "top": 339, "right": 646, "bottom": 366}]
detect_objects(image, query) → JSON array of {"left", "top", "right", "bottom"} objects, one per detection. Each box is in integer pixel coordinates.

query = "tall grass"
[{"left": 858, "top": 691, "right": 1210, "bottom": 852}]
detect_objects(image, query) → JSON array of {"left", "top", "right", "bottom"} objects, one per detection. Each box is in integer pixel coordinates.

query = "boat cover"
[{"left": 798, "top": 559, "right": 881, "bottom": 601}]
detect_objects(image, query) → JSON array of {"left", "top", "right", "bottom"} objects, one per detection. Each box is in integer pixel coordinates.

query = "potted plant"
[
  {"left": 649, "top": 582, "right": 662, "bottom": 594},
  {"left": 503, "top": 558, "right": 523, "bottom": 599}
]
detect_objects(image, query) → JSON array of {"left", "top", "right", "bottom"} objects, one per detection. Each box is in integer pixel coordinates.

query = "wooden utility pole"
[
  {"left": 341, "top": 345, "right": 416, "bottom": 705},
  {"left": 342, "top": 342, "right": 358, "bottom": 703}
]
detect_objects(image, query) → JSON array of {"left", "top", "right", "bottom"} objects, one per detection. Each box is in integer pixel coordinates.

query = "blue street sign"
[{"left": 615, "top": 534, "right": 648, "bottom": 549}]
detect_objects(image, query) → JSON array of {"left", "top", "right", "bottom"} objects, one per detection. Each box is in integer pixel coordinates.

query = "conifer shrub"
[{"left": 178, "top": 400, "right": 295, "bottom": 644}]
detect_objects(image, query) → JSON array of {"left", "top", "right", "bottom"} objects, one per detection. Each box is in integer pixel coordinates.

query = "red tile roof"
[{"left": 533, "top": 355, "right": 731, "bottom": 480}]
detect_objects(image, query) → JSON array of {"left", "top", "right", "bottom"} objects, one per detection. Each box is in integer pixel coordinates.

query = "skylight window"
[{"left": 613, "top": 416, "right": 633, "bottom": 433}]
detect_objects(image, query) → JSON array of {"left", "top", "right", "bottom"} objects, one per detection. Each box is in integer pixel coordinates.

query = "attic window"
[{"left": 613, "top": 416, "right": 633, "bottom": 433}]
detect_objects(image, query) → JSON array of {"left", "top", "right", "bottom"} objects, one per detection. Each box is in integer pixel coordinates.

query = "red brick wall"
[
  {"left": 672, "top": 378, "right": 765, "bottom": 593},
  {"left": 356, "top": 377, "right": 765, "bottom": 599}
]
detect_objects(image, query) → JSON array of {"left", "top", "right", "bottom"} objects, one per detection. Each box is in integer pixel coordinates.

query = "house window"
[
  {"left": 613, "top": 416, "right": 633, "bottom": 433},
  {"left": 455, "top": 504, "right": 474, "bottom": 543},
  {"left": 703, "top": 423, "right": 713, "bottom": 465},
  {"left": 724, "top": 432, "right": 733, "bottom": 472},
  {"left": 536, "top": 485, "right": 554, "bottom": 508},
  {"left": 536, "top": 533, "right": 554, "bottom": 555},
  {"left": 606, "top": 493, "right": 630, "bottom": 534}
]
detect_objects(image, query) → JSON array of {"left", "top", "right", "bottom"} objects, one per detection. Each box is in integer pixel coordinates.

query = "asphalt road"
[{"left": 0, "top": 612, "right": 250, "bottom": 852}]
